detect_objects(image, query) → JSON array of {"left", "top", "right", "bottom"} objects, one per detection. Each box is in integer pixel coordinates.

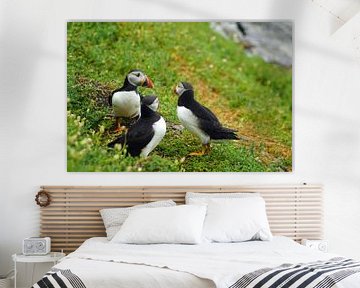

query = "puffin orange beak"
[{"left": 143, "top": 76, "right": 154, "bottom": 88}]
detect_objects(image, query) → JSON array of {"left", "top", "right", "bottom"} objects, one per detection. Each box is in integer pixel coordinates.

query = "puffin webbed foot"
[
  {"left": 115, "top": 118, "right": 127, "bottom": 133},
  {"left": 189, "top": 150, "right": 206, "bottom": 156},
  {"left": 188, "top": 144, "right": 211, "bottom": 156},
  {"left": 115, "top": 126, "right": 127, "bottom": 133}
]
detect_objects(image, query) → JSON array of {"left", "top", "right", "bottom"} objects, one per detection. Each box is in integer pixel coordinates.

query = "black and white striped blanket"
[
  {"left": 32, "top": 268, "right": 86, "bottom": 288},
  {"left": 32, "top": 258, "right": 360, "bottom": 288},
  {"left": 229, "top": 257, "right": 360, "bottom": 288}
]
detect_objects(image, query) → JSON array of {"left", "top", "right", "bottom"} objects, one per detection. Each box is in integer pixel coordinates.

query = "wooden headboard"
[{"left": 39, "top": 184, "right": 323, "bottom": 253}]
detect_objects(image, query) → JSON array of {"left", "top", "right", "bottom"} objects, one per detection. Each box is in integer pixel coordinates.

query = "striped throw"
[
  {"left": 230, "top": 258, "right": 360, "bottom": 288},
  {"left": 32, "top": 268, "right": 86, "bottom": 288}
]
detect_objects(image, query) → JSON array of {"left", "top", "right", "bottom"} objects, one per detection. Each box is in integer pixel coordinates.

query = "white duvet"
[{"left": 53, "top": 237, "right": 360, "bottom": 288}]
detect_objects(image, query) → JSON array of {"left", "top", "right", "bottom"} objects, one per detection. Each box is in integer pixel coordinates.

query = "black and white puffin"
[
  {"left": 109, "top": 70, "right": 154, "bottom": 132},
  {"left": 175, "top": 82, "right": 238, "bottom": 156},
  {"left": 108, "top": 103, "right": 166, "bottom": 157}
]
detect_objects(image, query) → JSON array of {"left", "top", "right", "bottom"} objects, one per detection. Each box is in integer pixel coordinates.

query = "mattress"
[{"left": 34, "top": 236, "right": 360, "bottom": 288}]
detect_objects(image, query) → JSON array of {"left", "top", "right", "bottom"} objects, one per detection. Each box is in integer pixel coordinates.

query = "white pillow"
[
  {"left": 111, "top": 205, "right": 207, "bottom": 244},
  {"left": 202, "top": 197, "right": 272, "bottom": 243},
  {"left": 186, "top": 192, "right": 259, "bottom": 204},
  {"left": 100, "top": 200, "right": 176, "bottom": 240}
]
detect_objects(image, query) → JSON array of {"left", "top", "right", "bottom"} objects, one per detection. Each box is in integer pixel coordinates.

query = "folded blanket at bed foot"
[
  {"left": 32, "top": 268, "right": 86, "bottom": 288},
  {"left": 229, "top": 257, "right": 360, "bottom": 288}
]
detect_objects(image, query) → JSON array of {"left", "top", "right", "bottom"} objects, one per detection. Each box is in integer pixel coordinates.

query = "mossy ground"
[{"left": 67, "top": 22, "right": 292, "bottom": 172}]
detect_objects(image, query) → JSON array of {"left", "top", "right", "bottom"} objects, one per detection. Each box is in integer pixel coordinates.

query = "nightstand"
[
  {"left": 12, "top": 252, "right": 65, "bottom": 288},
  {"left": 301, "top": 239, "right": 328, "bottom": 252}
]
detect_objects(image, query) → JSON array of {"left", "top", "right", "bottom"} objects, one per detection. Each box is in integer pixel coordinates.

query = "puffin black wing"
[
  {"left": 108, "top": 118, "right": 155, "bottom": 156},
  {"left": 191, "top": 100, "right": 238, "bottom": 140},
  {"left": 125, "top": 120, "right": 155, "bottom": 156},
  {"left": 199, "top": 105, "right": 221, "bottom": 123},
  {"left": 186, "top": 99, "right": 220, "bottom": 123},
  {"left": 205, "top": 124, "right": 238, "bottom": 140},
  {"left": 108, "top": 104, "right": 161, "bottom": 156}
]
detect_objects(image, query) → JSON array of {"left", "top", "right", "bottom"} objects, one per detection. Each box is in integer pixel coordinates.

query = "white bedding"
[{"left": 52, "top": 237, "right": 360, "bottom": 288}]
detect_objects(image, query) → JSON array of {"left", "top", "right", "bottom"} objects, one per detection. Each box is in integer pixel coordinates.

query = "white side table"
[{"left": 12, "top": 252, "right": 65, "bottom": 288}]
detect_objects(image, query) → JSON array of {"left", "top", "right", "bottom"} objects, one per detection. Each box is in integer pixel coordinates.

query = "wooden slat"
[{"left": 39, "top": 184, "right": 323, "bottom": 253}]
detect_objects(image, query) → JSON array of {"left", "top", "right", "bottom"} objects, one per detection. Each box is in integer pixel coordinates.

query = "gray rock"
[
  {"left": 211, "top": 22, "right": 292, "bottom": 67},
  {"left": 167, "top": 122, "right": 184, "bottom": 135}
]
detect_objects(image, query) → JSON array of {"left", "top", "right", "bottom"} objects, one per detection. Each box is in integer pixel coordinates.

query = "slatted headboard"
[{"left": 39, "top": 184, "right": 323, "bottom": 253}]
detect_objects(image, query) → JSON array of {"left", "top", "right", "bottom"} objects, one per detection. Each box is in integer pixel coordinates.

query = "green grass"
[{"left": 67, "top": 22, "right": 292, "bottom": 172}]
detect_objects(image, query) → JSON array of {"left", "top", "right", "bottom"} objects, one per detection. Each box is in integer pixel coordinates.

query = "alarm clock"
[
  {"left": 301, "top": 239, "right": 328, "bottom": 252},
  {"left": 23, "top": 237, "right": 51, "bottom": 255}
]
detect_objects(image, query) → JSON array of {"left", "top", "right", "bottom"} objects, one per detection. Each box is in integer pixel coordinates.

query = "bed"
[
  {"left": 33, "top": 236, "right": 360, "bottom": 288},
  {"left": 33, "top": 185, "right": 360, "bottom": 288}
]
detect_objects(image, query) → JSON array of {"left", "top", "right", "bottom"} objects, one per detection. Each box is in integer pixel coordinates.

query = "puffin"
[
  {"left": 109, "top": 70, "right": 154, "bottom": 132},
  {"left": 108, "top": 103, "right": 166, "bottom": 158},
  {"left": 175, "top": 82, "right": 238, "bottom": 156}
]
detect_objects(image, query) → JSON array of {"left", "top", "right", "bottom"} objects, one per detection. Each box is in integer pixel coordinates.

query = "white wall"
[{"left": 1, "top": 0, "right": 360, "bottom": 286}]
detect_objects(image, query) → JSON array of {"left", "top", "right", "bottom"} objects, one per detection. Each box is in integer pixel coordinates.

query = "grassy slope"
[{"left": 67, "top": 22, "right": 292, "bottom": 172}]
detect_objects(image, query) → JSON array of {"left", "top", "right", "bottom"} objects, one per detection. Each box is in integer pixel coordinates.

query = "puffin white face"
[
  {"left": 175, "top": 82, "right": 186, "bottom": 96},
  {"left": 148, "top": 97, "right": 159, "bottom": 112},
  {"left": 127, "top": 70, "right": 154, "bottom": 88},
  {"left": 174, "top": 82, "right": 193, "bottom": 96}
]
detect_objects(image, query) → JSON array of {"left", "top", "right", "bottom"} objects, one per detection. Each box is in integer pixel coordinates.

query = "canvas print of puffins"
[{"left": 67, "top": 22, "right": 292, "bottom": 172}]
